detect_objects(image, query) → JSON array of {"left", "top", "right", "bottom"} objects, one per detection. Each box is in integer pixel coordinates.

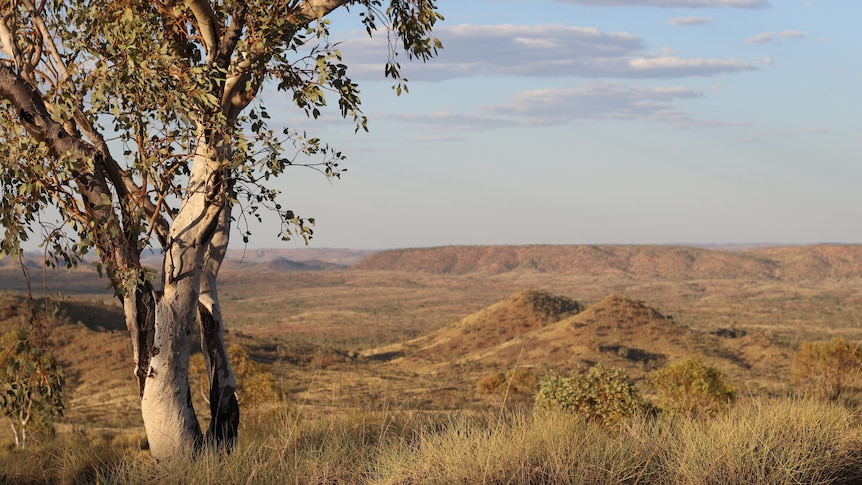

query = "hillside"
[
  {"left": 369, "top": 291, "right": 793, "bottom": 393},
  {"left": 479, "top": 294, "right": 790, "bottom": 387},
  {"left": 353, "top": 244, "right": 862, "bottom": 280},
  {"left": 0, "top": 294, "right": 140, "bottom": 429}
]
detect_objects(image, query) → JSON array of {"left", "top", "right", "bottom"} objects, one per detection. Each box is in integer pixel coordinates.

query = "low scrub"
[
  {"left": 792, "top": 337, "right": 862, "bottom": 402},
  {"left": 534, "top": 364, "right": 651, "bottom": 426},
  {"left": 477, "top": 368, "right": 538, "bottom": 399},
  {"left": 648, "top": 357, "right": 735, "bottom": 418}
]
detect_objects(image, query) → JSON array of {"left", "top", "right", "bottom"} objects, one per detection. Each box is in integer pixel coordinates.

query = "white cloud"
[
  {"left": 628, "top": 56, "right": 753, "bottom": 77},
  {"left": 556, "top": 0, "right": 769, "bottom": 8},
  {"left": 667, "top": 16, "right": 715, "bottom": 26},
  {"left": 339, "top": 24, "right": 756, "bottom": 81},
  {"left": 746, "top": 30, "right": 807, "bottom": 45}
]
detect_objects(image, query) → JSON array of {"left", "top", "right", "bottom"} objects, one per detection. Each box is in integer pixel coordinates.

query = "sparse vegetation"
[
  {"left": 792, "top": 337, "right": 862, "bottom": 402},
  {"left": 648, "top": 357, "right": 736, "bottom": 418},
  {"left": 3, "top": 244, "right": 862, "bottom": 479},
  {"left": 535, "top": 364, "right": 651, "bottom": 427}
]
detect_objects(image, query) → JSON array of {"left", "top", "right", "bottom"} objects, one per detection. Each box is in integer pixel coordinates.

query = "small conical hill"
[
  {"left": 471, "top": 294, "right": 693, "bottom": 375},
  {"left": 367, "top": 289, "right": 581, "bottom": 361}
]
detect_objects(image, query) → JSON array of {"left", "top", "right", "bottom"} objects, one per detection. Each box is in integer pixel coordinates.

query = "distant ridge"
[
  {"left": 1, "top": 248, "right": 377, "bottom": 272},
  {"left": 353, "top": 244, "right": 862, "bottom": 280}
]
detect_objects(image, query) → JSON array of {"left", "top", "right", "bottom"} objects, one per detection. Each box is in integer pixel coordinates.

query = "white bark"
[
  {"left": 140, "top": 282, "right": 204, "bottom": 457},
  {"left": 140, "top": 133, "right": 225, "bottom": 458}
]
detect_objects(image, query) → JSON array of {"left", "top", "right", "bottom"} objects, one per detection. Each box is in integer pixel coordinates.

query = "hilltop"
[{"left": 353, "top": 244, "right": 862, "bottom": 280}]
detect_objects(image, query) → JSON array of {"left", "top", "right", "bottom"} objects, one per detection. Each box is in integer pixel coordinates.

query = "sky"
[{"left": 244, "top": 0, "right": 861, "bottom": 250}]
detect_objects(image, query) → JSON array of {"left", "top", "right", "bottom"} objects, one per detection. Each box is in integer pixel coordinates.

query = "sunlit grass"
[{"left": 3, "top": 398, "right": 861, "bottom": 484}]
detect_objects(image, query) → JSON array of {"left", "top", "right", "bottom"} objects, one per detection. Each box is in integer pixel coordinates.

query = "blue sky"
[{"left": 247, "top": 0, "right": 861, "bottom": 250}]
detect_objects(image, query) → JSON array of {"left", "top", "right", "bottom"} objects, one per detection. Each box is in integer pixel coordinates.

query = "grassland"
[{"left": 3, "top": 244, "right": 862, "bottom": 483}]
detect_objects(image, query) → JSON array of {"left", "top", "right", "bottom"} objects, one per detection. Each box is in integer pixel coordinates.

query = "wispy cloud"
[
  {"left": 555, "top": 0, "right": 769, "bottom": 8},
  {"left": 667, "top": 16, "right": 715, "bottom": 26},
  {"left": 486, "top": 83, "right": 703, "bottom": 125},
  {"left": 746, "top": 30, "right": 807, "bottom": 45},
  {"left": 742, "top": 127, "right": 829, "bottom": 142},
  {"left": 383, "top": 82, "right": 748, "bottom": 131},
  {"left": 341, "top": 24, "right": 756, "bottom": 81}
]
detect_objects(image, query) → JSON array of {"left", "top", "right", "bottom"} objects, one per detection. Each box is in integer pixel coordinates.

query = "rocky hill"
[{"left": 368, "top": 291, "right": 792, "bottom": 391}]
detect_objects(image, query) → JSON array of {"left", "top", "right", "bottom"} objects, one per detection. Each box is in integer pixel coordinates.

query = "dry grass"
[{"left": 3, "top": 399, "right": 861, "bottom": 484}]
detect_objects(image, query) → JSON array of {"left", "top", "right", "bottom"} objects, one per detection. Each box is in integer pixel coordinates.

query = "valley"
[{"left": 3, "top": 244, "right": 862, "bottom": 432}]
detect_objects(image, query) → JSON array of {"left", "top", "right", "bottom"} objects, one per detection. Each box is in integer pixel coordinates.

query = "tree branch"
[
  {"left": 0, "top": 14, "right": 24, "bottom": 71},
  {"left": 20, "top": 0, "right": 67, "bottom": 80},
  {"left": 215, "top": 1, "right": 246, "bottom": 69},
  {"left": 184, "top": 0, "right": 219, "bottom": 64},
  {"left": 72, "top": 111, "right": 171, "bottom": 245},
  {"left": 298, "top": 0, "right": 351, "bottom": 20},
  {"left": 0, "top": 65, "right": 152, "bottom": 291}
]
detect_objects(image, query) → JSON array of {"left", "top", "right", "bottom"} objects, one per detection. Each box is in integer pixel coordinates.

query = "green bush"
[
  {"left": 534, "top": 363, "right": 649, "bottom": 426},
  {"left": 792, "top": 338, "right": 862, "bottom": 402},
  {"left": 648, "top": 357, "right": 735, "bottom": 418}
]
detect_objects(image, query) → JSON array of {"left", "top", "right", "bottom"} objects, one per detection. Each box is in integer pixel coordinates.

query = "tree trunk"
[
  {"left": 139, "top": 134, "right": 227, "bottom": 458},
  {"left": 140, "top": 277, "right": 205, "bottom": 457},
  {"left": 199, "top": 204, "right": 239, "bottom": 450}
]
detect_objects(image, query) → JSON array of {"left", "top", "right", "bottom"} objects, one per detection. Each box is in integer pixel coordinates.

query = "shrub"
[
  {"left": 477, "top": 368, "right": 538, "bottom": 398},
  {"left": 534, "top": 363, "right": 649, "bottom": 426},
  {"left": 648, "top": 357, "right": 735, "bottom": 418},
  {"left": 477, "top": 372, "right": 506, "bottom": 395},
  {"left": 792, "top": 337, "right": 862, "bottom": 402},
  {"left": 0, "top": 330, "right": 65, "bottom": 448}
]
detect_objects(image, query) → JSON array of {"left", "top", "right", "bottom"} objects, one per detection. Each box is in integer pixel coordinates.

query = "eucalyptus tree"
[{"left": 0, "top": 0, "right": 440, "bottom": 458}]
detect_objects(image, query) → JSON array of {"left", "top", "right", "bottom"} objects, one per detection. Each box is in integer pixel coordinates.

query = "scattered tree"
[
  {"left": 535, "top": 364, "right": 650, "bottom": 427},
  {"left": 0, "top": 330, "right": 65, "bottom": 448},
  {"left": 792, "top": 338, "right": 862, "bottom": 402},
  {"left": 0, "top": 0, "right": 441, "bottom": 458},
  {"left": 648, "top": 357, "right": 735, "bottom": 418}
]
